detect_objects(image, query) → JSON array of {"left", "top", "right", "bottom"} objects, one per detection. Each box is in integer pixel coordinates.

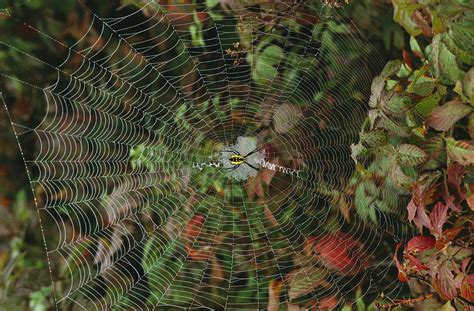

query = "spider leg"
[
  {"left": 221, "top": 148, "right": 240, "bottom": 155},
  {"left": 243, "top": 146, "right": 264, "bottom": 158},
  {"left": 224, "top": 165, "right": 239, "bottom": 171},
  {"left": 244, "top": 161, "right": 260, "bottom": 171}
]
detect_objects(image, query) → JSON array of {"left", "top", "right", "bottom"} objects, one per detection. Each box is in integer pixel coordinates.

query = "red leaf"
[
  {"left": 264, "top": 205, "right": 278, "bottom": 226},
  {"left": 436, "top": 226, "right": 463, "bottom": 250},
  {"left": 461, "top": 275, "right": 474, "bottom": 303},
  {"left": 407, "top": 254, "right": 430, "bottom": 271},
  {"left": 430, "top": 202, "right": 448, "bottom": 237},
  {"left": 408, "top": 179, "right": 438, "bottom": 230},
  {"left": 413, "top": 202, "right": 433, "bottom": 230},
  {"left": 185, "top": 214, "right": 205, "bottom": 240},
  {"left": 260, "top": 164, "right": 277, "bottom": 186},
  {"left": 406, "top": 235, "right": 436, "bottom": 253},
  {"left": 432, "top": 262, "right": 458, "bottom": 301},
  {"left": 394, "top": 243, "right": 408, "bottom": 282},
  {"left": 186, "top": 245, "right": 211, "bottom": 261},
  {"left": 294, "top": 10, "right": 320, "bottom": 25},
  {"left": 447, "top": 163, "right": 466, "bottom": 210},
  {"left": 443, "top": 227, "right": 463, "bottom": 241},
  {"left": 312, "top": 232, "right": 366, "bottom": 274},
  {"left": 305, "top": 236, "right": 317, "bottom": 256},
  {"left": 196, "top": 12, "right": 209, "bottom": 23},
  {"left": 319, "top": 295, "right": 339, "bottom": 309},
  {"left": 462, "top": 258, "right": 471, "bottom": 274},
  {"left": 263, "top": 143, "right": 277, "bottom": 160},
  {"left": 165, "top": 13, "right": 193, "bottom": 26},
  {"left": 402, "top": 49, "right": 413, "bottom": 69}
]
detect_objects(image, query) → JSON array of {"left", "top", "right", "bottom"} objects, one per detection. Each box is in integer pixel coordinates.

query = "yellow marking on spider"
[{"left": 229, "top": 155, "right": 245, "bottom": 165}]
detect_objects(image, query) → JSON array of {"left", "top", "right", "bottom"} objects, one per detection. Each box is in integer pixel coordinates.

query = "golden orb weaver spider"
[{"left": 221, "top": 146, "right": 263, "bottom": 171}]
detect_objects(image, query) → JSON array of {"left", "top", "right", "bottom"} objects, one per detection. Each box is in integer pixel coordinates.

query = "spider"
[{"left": 221, "top": 146, "right": 263, "bottom": 171}]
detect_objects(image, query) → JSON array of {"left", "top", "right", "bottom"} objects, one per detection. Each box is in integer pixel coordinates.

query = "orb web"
[{"left": 1, "top": 1, "right": 413, "bottom": 309}]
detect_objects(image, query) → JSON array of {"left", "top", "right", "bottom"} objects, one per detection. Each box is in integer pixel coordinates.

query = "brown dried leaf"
[
  {"left": 268, "top": 279, "right": 283, "bottom": 311},
  {"left": 94, "top": 225, "right": 128, "bottom": 272},
  {"left": 211, "top": 255, "right": 224, "bottom": 281},
  {"left": 286, "top": 266, "right": 331, "bottom": 301},
  {"left": 467, "top": 184, "right": 474, "bottom": 211},
  {"left": 245, "top": 175, "right": 264, "bottom": 199},
  {"left": 272, "top": 104, "right": 303, "bottom": 134},
  {"left": 260, "top": 161, "right": 277, "bottom": 185},
  {"left": 412, "top": 10, "right": 432, "bottom": 36},
  {"left": 426, "top": 100, "right": 472, "bottom": 131},
  {"left": 446, "top": 138, "right": 474, "bottom": 166},
  {"left": 264, "top": 205, "right": 278, "bottom": 226},
  {"left": 460, "top": 275, "right": 474, "bottom": 302},
  {"left": 446, "top": 163, "right": 466, "bottom": 209},
  {"left": 407, "top": 198, "right": 417, "bottom": 222}
]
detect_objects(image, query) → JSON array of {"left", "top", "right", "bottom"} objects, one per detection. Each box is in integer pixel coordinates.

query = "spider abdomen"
[{"left": 229, "top": 155, "right": 245, "bottom": 165}]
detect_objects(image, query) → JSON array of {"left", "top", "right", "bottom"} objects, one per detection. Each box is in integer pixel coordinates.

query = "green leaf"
[
  {"left": 389, "top": 164, "right": 415, "bottom": 188},
  {"left": 381, "top": 59, "right": 403, "bottom": 78},
  {"left": 422, "top": 136, "right": 447, "bottom": 170},
  {"left": 431, "top": 34, "right": 465, "bottom": 84},
  {"left": 369, "top": 60, "right": 402, "bottom": 108},
  {"left": 355, "top": 287, "right": 365, "bottom": 311},
  {"left": 206, "top": 0, "right": 219, "bottom": 7},
  {"left": 25, "top": 0, "right": 43, "bottom": 8},
  {"left": 410, "top": 35, "right": 423, "bottom": 57},
  {"left": 355, "top": 180, "right": 387, "bottom": 223},
  {"left": 398, "top": 144, "right": 428, "bottom": 166},
  {"left": 446, "top": 137, "right": 474, "bottom": 165},
  {"left": 360, "top": 130, "right": 387, "bottom": 148},
  {"left": 441, "top": 301, "right": 455, "bottom": 311},
  {"left": 386, "top": 94, "right": 412, "bottom": 114},
  {"left": 379, "top": 114, "right": 411, "bottom": 137},
  {"left": 351, "top": 142, "right": 369, "bottom": 163},
  {"left": 442, "top": 17, "right": 474, "bottom": 65},
  {"left": 386, "top": 79, "right": 398, "bottom": 90},
  {"left": 415, "top": 92, "right": 442, "bottom": 118},
  {"left": 252, "top": 45, "right": 283, "bottom": 84},
  {"left": 443, "top": 31, "right": 474, "bottom": 65},
  {"left": 29, "top": 286, "right": 52, "bottom": 311},
  {"left": 397, "top": 62, "right": 413, "bottom": 78},
  {"left": 426, "top": 100, "right": 472, "bottom": 131},
  {"left": 407, "top": 75, "right": 436, "bottom": 97},
  {"left": 463, "top": 67, "right": 474, "bottom": 105},
  {"left": 287, "top": 266, "right": 331, "bottom": 301}
]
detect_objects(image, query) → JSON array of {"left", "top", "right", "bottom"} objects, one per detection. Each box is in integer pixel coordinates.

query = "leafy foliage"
[{"left": 350, "top": 0, "right": 474, "bottom": 308}]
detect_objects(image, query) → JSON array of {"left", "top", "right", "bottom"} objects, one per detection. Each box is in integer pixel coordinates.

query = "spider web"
[{"left": 1, "top": 1, "right": 413, "bottom": 309}]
